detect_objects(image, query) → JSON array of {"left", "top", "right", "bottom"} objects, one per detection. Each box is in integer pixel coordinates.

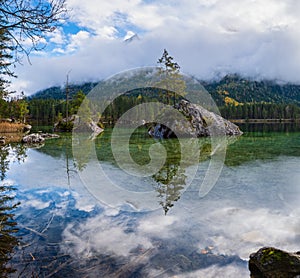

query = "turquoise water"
[{"left": 1, "top": 123, "right": 300, "bottom": 277}]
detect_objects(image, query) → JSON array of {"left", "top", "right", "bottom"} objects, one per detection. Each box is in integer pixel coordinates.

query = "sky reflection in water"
[{"left": 2, "top": 125, "right": 300, "bottom": 277}]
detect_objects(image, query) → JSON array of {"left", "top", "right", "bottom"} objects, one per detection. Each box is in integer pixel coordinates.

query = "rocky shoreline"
[
  {"left": 22, "top": 133, "right": 60, "bottom": 145},
  {"left": 0, "top": 132, "right": 60, "bottom": 146},
  {"left": 0, "top": 115, "right": 103, "bottom": 146}
]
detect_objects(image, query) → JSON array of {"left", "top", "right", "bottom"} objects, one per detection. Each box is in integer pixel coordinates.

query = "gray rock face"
[
  {"left": 249, "top": 247, "right": 300, "bottom": 278},
  {"left": 148, "top": 100, "right": 242, "bottom": 139}
]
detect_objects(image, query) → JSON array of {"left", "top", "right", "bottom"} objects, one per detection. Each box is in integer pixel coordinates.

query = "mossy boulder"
[{"left": 249, "top": 247, "right": 300, "bottom": 278}]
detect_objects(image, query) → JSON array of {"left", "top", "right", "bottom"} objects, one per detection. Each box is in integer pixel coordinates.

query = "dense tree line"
[
  {"left": 220, "top": 102, "right": 300, "bottom": 120},
  {"left": 26, "top": 87, "right": 179, "bottom": 126},
  {"left": 4, "top": 77, "right": 298, "bottom": 126},
  {"left": 0, "top": 95, "right": 28, "bottom": 122},
  {"left": 28, "top": 98, "right": 65, "bottom": 124},
  {"left": 28, "top": 91, "right": 87, "bottom": 124},
  {"left": 101, "top": 93, "right": 158, "bottom": 125},
  {"left": 100, "top": 87, "right": 185, "bottom": 125},
  {"left": 25, "top": 95, "right": 300, "bottom": 127}
]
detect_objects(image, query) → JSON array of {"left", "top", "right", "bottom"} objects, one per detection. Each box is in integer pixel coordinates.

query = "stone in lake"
[
  {"left": 249, "top": 247, "right": 300, "bottom": 278},
  {"left": 22, "top": 133, "right": 45, "bottom": 144},
  {"left": 148, "top": 99, "right": 242, "bottom": 139},
  {"left": 39, "top": 133, "right": 60, "bottom": 139},
  {"left": 22, "top": 133, "right": 60, "bottom": 144}
]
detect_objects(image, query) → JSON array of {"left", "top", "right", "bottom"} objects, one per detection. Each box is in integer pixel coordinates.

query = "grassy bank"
[{"left": 0, "top": 122, "right": 28, "bottom": 133}]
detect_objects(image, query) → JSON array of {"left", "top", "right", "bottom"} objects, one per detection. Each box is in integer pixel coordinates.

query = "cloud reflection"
[{"left": 62, "top": 213, "right": 153, "bottom": 257}]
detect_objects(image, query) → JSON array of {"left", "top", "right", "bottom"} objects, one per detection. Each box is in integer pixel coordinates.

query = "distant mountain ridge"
[
  {"left": 204, "top": 74, "right": 300, "bottom": 105},
  {"left": 30, "top": 82, "right": 98, "bottom": 100},
  {"left": 30, "top": 74, "right": 300, "bottom": 105}
]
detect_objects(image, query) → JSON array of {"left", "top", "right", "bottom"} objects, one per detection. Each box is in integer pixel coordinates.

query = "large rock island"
[{"left": 148, "top": 99, "right": 242, "bottom": 138}]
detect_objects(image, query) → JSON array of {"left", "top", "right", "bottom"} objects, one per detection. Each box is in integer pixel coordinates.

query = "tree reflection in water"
[
  {"left": 152, "top": 136, "right": 219, "bottom": 215},
  {"left": 106, "top": 128, "right": 215, "bottom": 215},
  {"left": 154, "top": 163, "right": 186, "bottom": 215},
  {"left": 0, "top": 143, "right": 26, "bottom": 276},
  {"left": 151, "top": 137, "right": 212, "bottom": 215},
  {"left": 152, "top": 139, "right": 186, "bottom": 215}
]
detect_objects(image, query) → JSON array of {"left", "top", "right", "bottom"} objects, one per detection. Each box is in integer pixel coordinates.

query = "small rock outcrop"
[
  {"left": 249, "top": 247, "right": 300, "bottom": 278},
  {"left": 148, "top": 99, "right": 242, "bottom": 139},
  {"left": 55, "top": 115, "right": 104, "bottom": 138},
  {"left": 23, "top": 124, "right": 32, "bottom": 133},
  {"left": 86, "top": 120, "right": 104, "bottom": 140},
  {"left": 54, "top": 115, "right": 77, "bottom": 132},
  {"left": 0, "top": 136, "right": 6, "bottom": 145},
  {"left": 22, "top": 133, "right": 60, "bottom": 144}
]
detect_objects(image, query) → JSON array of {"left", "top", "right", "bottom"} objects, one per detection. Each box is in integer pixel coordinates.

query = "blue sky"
[{"left": 10, "top": 0, "right": 300, "bottom": 95}]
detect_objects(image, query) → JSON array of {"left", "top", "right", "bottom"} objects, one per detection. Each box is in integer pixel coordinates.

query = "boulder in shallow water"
[{"left": 249, "top": 247, "right": 300, "bottom": 278}]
